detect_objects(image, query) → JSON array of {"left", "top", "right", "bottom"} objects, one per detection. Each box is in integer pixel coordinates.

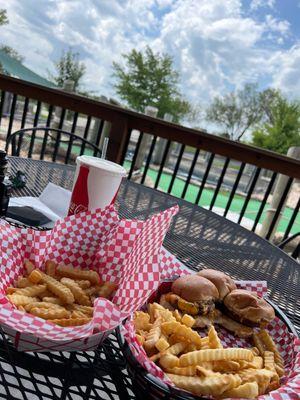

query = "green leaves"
[
  {"left": 252, "top": 94, "right": 300, "bottom": 154},
  {"left": 206, "top": 83, "right": 263, "bottom": 141},
  {"left": 52, "top": 48, "right": 86, "bottom": 92},
  {"left": 112, "top": 46, "right": 191, "bottom": 123},
  {"left": 0, "top": 9, "right": 8, "bottom": 26}
]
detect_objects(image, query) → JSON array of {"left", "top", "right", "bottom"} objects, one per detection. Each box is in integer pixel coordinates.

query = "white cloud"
[
  {"left": 271, "top": 45, "right": 300, "bottom": 98},
  {"left": 0, "top": 0, "right": 298, "bottom": 115},
  {"left": 265, "top": 14, "right": 290, "bottom": 36},
  {"left": 250, "top": 0, "right": 275, "bottom": 11}
]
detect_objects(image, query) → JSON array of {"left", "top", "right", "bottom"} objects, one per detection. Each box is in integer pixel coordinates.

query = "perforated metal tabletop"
[{"left": 0, "top": 156, "right": 298, "bottom": 400}]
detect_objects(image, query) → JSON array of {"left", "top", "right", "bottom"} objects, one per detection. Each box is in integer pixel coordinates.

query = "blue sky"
[{"left": 0, "top": 0, "right": 299, "bottom": 122}]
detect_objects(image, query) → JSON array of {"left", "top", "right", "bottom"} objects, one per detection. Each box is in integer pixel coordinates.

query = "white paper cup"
[{"left": 68, "top": 156, "right": 127, "bottom": 215}]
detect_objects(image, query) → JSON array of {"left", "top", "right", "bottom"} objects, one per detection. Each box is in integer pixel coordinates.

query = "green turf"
[{"left": 123, "top": 161, "right": 299, "bottom": 235}]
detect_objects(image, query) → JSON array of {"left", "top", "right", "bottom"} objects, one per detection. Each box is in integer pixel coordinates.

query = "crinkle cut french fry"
[
  {"left": 184, "top": 343, "right": 197, "bottom": 353},
  {"left": 6, "top": 287, "right": 18, "bottom": 294},
  {"left": 144, "top": 318, "right": 162, "bottom": 352},
  {"left": 7, "top": 294, "right": 39, "bottom": 306},
  {"left": 42, "top": 297, "right": 65, "bottom": 305},
  {"left": 97, "top": 282, "right": 117, "bottom": 299},
  {"left": 57, "top": 265, "right": 100, "bottom": 285},
  {"left": 13, "top": 284, "right": 47, "bottom": 297},
  {"left": 161, "top": 320, "right": 181, "bottom": 335},
  {"left": 239, "top": 356, "right": 264, "bottom": 370},
  {"left": 50, "top": 317, "right": 91, "bottom": 326},
  {"left": 220, "top": 382, "right": 259, "bottom": 399},
  {"left": 173, "top": 309, "right": 182, "bottom": 321},
  {"left": 73, "top": 304, "right": 94, "bottom": 316},
  {"left": 60, "top": 277, "right": 91, "bottom": 306},
  {"left": 253, "top": 332, "right": 266, "bottom": 355},
  {"left": 76, "top": 280, "right": 91, "bottom": 289},
  {"left": 134, "top": 311, "right": 151, "bottom": 331},
  {"left": 165, "top": 342, "right": 186, "bottom": 356},
  {"left": 24, "top": 260, "right": 35, "bottom": 275},
  {"left": 251, "top": 347, "right": 260, "bottom": 356},
  {"left": 84, "top": 286, "right": 99, "bottom": 297},
  {"left": 155, "top": 337, "right": 169, "bottom": 352},
  {"left": 30, "top": 307, "right": 70, "bottom": 320},
  {"left": 208, "top": 325, "right": 223, "bottom": 349},
  {"left": 16, "top": 277, "right": 34, "bottom": 288},
  {"left": 24, "top": 301, "right": 65, "bottom": 312},
  {"left": 196, "top": 366, "right": 215, "bottom": 377},
  {"left": 174, "top": 324, "right": 202, "bottom": 346},
  {"left": 159, "top": 354, "right": 179, "bottom": 369},
  {"left": 165, "top": 366, "right": 197, "bottom": 376},
  {"left": 38, "top": 289, "right": 53, "bottom": 299},
  {"left": 264, "top": 351, "right": 276, "bottom": 372},
  {"left": 212, "top": 360, "right": 240, "bottom": 372},
  {"left": 179, "top": 348, "right": 254, "bottom": 367},
  {"left": 136, "top": 334, "right": 145, "bottom": 346},
  {"left": 167, "top": 373, "right": 240, "bottom": 397},
  {"left": 154, "top": 307, "right": 175, "bottom": 323},
  {"left": 28, "top": 270, "right": 43, "bottom": 284},
  {"left": 181, "top": 314, "right": 195, "bottom": 328},
  {"left": 45, "top": 260, "right": 57, "bottom": 277},
  {"left": 258, "top": 330, "right": 284, "bottom": 368},
  {"left": 200, "top": 336, "right": 210, "bottom": 349},
  {"left": 71, "top": 310, "right": 87, "bottom": 319},
  {"left": 39, "top": 272, "right": 74, "bottom": 304},
  {"left": 238, "top": 368, "right": 277, "bottom": 394}
]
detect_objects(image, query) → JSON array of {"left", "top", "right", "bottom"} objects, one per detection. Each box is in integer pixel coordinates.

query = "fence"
[{"left": 0, "top": 74, "right": 299, "bottom": 243}]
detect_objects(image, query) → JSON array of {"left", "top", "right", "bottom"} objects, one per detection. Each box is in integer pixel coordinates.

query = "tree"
[
  {"left": 112, "top": 46, "right": 191, "bottom": 123},
  {"left": 52, "top": 49, "right": 86, "bottom": 92},
  {"left": 0, "top": 45, "right": 24, "bottom": 62},
  {"left": 0, "top": 9, "right": 24, "bottom": 66},
  {"left": 0, "top": 9, "right": 8, "bottom": 26},
  {"left": 252, "top": 93, "right": 300, "bottom": 155},
  {"left": 206, "top": 83, "right": 264, "bottom": 141}
]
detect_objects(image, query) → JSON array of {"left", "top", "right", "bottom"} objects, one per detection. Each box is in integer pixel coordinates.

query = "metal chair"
[
  {"left": 6, "top": 127, "right": 102, "bottom": 164},
  {"left": 278, "top": 232, "right": 300, "bottom": 260}
]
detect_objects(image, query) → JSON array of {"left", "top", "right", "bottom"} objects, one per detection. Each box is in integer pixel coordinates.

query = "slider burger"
[
  {"left": 166, "top": 274, "right": 219, "bottom": 316},
  {"left": 223, "top": 289, "right": 275, "bottom": 328},
  {"left": 197, "top": 269, "right": 236, "bottom": 300}
]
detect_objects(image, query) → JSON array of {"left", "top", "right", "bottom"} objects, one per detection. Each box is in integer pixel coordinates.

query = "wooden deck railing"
[{"left": 0, "top": 74, "right": 299, "bottom": 243}]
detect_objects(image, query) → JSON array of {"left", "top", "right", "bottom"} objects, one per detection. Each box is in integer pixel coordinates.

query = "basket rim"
[{"left": 117, "top": 296, "right": 298, "bottom": 400}]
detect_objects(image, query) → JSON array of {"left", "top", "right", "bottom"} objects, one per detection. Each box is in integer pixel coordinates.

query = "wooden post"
[
  {"left": 152, "top": 113, "right": 173, "bottom": 165},
  {"left": 106, "top": 115, "right": 129, "bottom": 164},
  {"left": 134, "top": 106, "right": 158, "bottom": 170},
  {"left": 259, "top": 146, "right": 300, "bottom": 240}
]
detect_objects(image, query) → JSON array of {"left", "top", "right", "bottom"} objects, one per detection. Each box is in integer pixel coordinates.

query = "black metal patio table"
[{"left": 0, "top": 156, "right": 298, "bottom": 400}]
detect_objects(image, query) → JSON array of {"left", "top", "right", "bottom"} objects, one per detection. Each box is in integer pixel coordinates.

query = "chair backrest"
[
  {"left": 6, "top": 127, "right": 102, "bottom": 164},
  {"left": 278, "top": 232, "right": 300, "bottom": 260}
]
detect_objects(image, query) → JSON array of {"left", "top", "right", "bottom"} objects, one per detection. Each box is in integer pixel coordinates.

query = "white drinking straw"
[{"left": 101, "top": 137, "right": 109, "bottom": 159}]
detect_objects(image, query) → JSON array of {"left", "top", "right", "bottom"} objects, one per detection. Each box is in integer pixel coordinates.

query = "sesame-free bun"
[
  {"left": 223, "top": 289, "right": 275, "bottom": 327},
  {"left": 197, "top": 269, "right": 236, "bottom": 300},
  {"left": 171, "top": 274, "right": 219, "bottom": 303}
]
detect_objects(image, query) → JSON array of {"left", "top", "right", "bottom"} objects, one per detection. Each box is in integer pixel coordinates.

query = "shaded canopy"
[{"left": 0, "top": 49, "right": 56, "bottom": 88}]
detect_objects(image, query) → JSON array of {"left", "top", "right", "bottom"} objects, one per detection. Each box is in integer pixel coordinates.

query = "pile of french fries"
[
  {"left": 6, "top": 260, "right": 117, "bottom": 326},
  {"left": 134, "top": 302, "right": 284, "bottom": 398}
]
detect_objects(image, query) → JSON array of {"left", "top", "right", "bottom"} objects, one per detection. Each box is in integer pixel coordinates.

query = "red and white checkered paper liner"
[
  {"left": 123, "top": 250, "right": 300, "bottom": 399},
  {"left": 0, "top": 204, "right": 179, "bottom": 351}
]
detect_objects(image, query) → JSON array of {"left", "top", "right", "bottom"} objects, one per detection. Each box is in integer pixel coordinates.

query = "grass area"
[{"left": 123, "top": 161, "right": 299, "bottom": 235}]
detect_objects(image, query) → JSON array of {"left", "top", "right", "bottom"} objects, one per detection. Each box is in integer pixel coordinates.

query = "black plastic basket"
[{"left": 117, "top": 298, "right": 298, "bottom": 400}]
